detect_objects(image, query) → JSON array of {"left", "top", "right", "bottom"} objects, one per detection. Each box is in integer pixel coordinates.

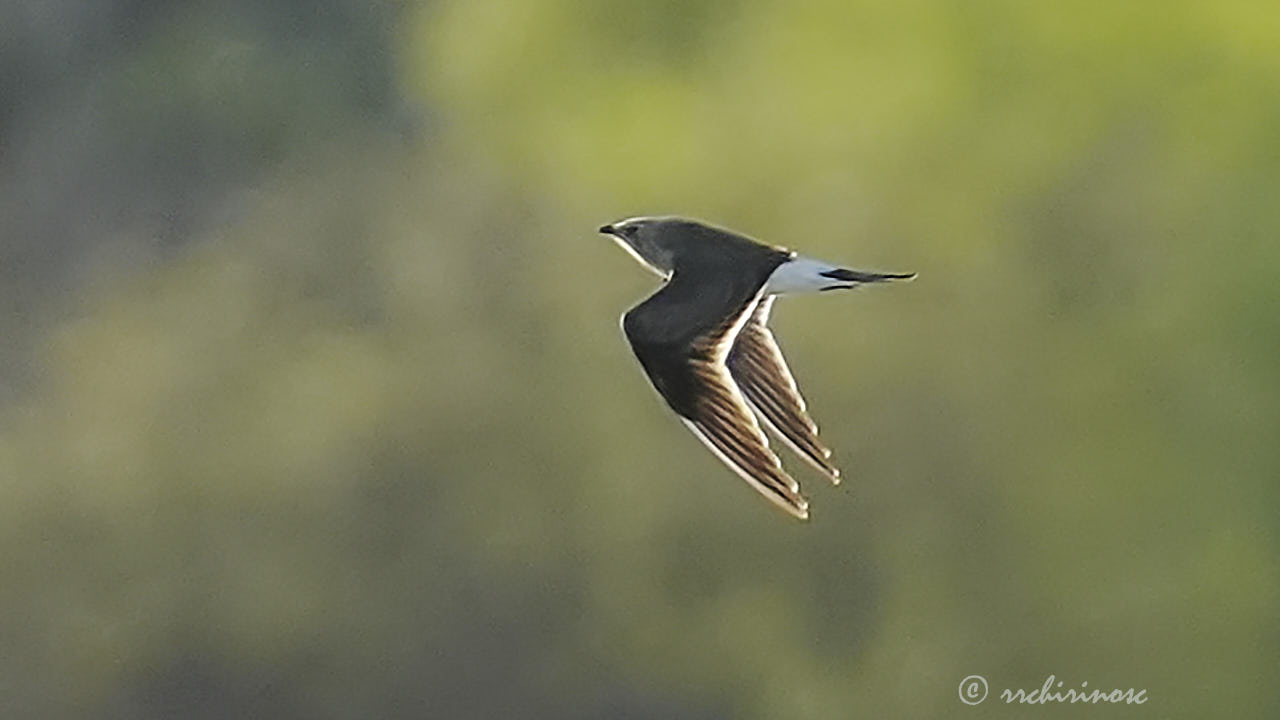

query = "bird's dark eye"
[{"left": 624, "top": 225, "right": 640, "bottom": 236}]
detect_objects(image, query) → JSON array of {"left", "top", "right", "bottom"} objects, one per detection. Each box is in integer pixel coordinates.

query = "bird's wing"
[
  {"left": 728, "top": 296, "right": 841, "bottom": 483},
  {"left": 623, "top": 276, "right": 809, "bottom": 519}
]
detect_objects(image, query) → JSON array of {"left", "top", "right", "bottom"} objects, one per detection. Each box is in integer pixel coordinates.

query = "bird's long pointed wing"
[
  {"left": 728, "top": 296, "right": 841, "bottom": 483},
  {"left": 624, "top": 289, "right": 809, "bottom": 519}
]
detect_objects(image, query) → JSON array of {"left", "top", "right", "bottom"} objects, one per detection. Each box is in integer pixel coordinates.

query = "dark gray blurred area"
[{"left": 0, "top": 0, "right": 406, "bottom": 399}]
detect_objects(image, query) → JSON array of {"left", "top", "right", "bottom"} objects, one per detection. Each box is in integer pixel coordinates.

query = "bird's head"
[{"left": 598, "top": 216, "right": 695, "bottom": 278}]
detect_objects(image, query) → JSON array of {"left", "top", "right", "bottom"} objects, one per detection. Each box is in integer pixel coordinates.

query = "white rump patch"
[{"left": 763, "top": 255, "right": 845, "bottom": 294}]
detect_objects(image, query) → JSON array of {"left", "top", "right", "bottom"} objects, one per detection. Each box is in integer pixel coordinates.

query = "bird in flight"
[{"left": 600, "top": 216, "right": 914, "bottom": 520}]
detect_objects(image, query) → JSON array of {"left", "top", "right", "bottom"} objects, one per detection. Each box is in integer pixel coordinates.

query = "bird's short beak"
[{"left": 598, "top": 224, "right": 616, "bottom": 235}]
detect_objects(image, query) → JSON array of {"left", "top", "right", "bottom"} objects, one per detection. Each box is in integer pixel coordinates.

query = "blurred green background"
[{"left": 2, "top": 1, "right": 1276, "bottom": 718}]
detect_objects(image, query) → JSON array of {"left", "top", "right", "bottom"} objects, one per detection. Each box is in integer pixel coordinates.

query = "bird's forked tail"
[{"left": 764, "top": 254, "right": 916, "bottom": 294}]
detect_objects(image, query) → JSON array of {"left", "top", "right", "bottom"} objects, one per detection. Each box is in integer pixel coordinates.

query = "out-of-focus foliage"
[
  {"left": 1, "top": 1, "right": 1276, "bottom": 718},
  {"left": 0, "top": 0, "right": 405, "bottom": 405}
]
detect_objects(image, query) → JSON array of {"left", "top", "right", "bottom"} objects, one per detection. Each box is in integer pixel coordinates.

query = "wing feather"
[
  {"left": 624, "top": 286, "right": 810, "bottom": 519},
  {"left": 728, "top": 296, "right": 842, "bottom": 483}
]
